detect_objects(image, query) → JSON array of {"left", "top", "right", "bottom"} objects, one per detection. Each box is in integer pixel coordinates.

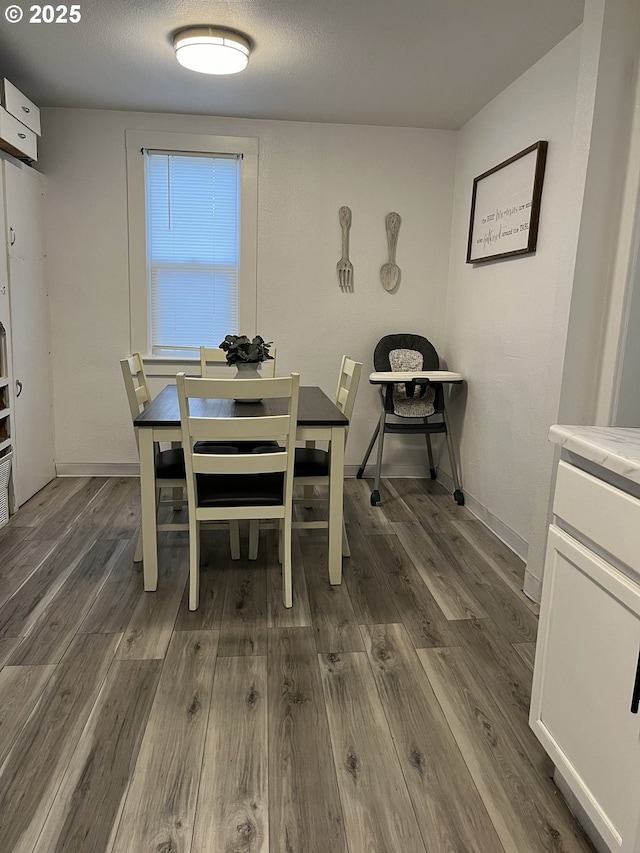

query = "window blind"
[{"left": 145, "top": 151, "right": 241, "bottom": 354}]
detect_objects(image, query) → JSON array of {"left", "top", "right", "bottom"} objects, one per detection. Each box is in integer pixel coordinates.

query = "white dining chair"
[
  {"left": 292, "top": 355, "right": 362, "bottom": 556},
  {"left": 177, "top": 371, "right": 300, "bottom": 610},
  {"left": 120, "top": 354, "right": 188, "bottom": 561}
]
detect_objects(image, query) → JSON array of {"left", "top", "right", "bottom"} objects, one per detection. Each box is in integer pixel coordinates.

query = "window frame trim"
[{"left": 125, "top": 129, "right": 258, "bottom": 362}]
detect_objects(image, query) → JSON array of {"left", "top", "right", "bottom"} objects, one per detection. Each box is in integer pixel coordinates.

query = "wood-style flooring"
[{"left": 0, "top": 475, "right": 596, "bottom": 853}]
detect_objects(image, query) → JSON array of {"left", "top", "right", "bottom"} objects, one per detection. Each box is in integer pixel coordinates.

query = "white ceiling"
[{"left": 0, "top": 0, "right": 584, "bottom": 130}]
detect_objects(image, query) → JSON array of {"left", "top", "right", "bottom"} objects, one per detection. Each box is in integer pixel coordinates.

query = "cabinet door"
[
  {"left": 3, "top": 159, "right": 53, "bottom": 506},
  {"left": 530, "top": 525, "right": 640, "bottom": 852},
  {"left": 9, "top": 255, "right": 54, "bottom": 505},
  {"left": 3, "top": 158, "right": 44, "bottom": 262}
]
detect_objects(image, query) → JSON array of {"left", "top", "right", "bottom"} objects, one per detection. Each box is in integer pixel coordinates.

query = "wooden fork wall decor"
[{"left": 337, "top": 206, "right": 354, "bottom": 291}]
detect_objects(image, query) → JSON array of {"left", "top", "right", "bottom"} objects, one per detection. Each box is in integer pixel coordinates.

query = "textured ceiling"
[{"left": 0, "top": 0, "right": 584, "bottom": 130}]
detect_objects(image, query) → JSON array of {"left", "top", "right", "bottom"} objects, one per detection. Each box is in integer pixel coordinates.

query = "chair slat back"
[
  {"left": 200, "top": 346, "right": 278, "bottom": 377},
  {"left": 334, "top": 356, "right": 363, "bottom": 435},
  {"left": 120, "top": 353, "right": 152, "bottom": 419},
  {"left": 177, "top": 373, "right": 299, "bottom": 480}
]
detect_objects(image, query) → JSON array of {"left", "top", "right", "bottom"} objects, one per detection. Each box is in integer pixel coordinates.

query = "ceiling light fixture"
[{"left": 173, "top": 26, "right": 251, "bottom": 75}]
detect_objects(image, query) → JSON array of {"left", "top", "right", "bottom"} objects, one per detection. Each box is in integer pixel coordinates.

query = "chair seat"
[
  {"left": 155, "top": 448, "right": 186, "bottom": 479},
  {"left": 293, "top": 447, "right": 329, "bottom": 478},
  {"left": 195, "top": 440, "right": 279, "bottom": 453},
  {"left": 196, "top": 472, "right": 285, "bottom": 507},
  {"left": 156, "top": 444, "right": 244, "bottom": 479}
]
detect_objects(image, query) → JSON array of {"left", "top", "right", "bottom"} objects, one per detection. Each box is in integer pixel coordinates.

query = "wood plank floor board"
[
  {"left": 0, "top": 637, "right": 20, "bottom": 668},
  {"left": 191, "top": 655, "right": 268, "bottom": 853},
  {"left": 78, "top": 541, "right": 142, "bottom": 634},
  {"left": 0, "top": 538, "right": 57, "bottom": 610},
  {"left": 111, "top": 630, "right": 219, "bottom": 853},
  {"left": 388, "top": 477, "right": 459, "bottom": 524},
  {"left": 364, "top": 528, "right": 461, "bottom": 648},
  {"left": 8, "top": 539, "right": 128, "bottom": 666},
  {"left": 268, "top": 627, "right": 347, "bottom": 853},
  {"left": 29, "top": 478, "right": 110, "bottom": 541},
  {"left": 358, "top": 477, "right": 416, "bottom": 523},
  {"left": 341, "top": 522, "right": 402, "bottom": 625},
  {"left": 319, "top": 647, "right": 428, "bottom": 852},
  {"left": 0, "top": 663, "right": 56, "bottom": 766},
  {"left": 301, "top": 537, "right": 365, "bottom": 654},
  {"left": 447, "top": 619, "right": 555, "bottom": 779},
  {"left": 342, "top": 478, "right": 395, "bottom": 534},
  {"left": 419, "top": 512, "right": 539, "bottom": 644},
  {"left": 32, "top": 658, "right": 163, "bottom": 853},
  {"left": 0, "top": 527, "right": 102, "bottom": 640},
  {"left": 450, "top": 517, "right": 539, "bottom": 614},
  {"left": 0, "top": 522, "right": 31, "bottom": 561},
  {"left": 0, "top": 632, "right": 121, "bottom": 853},
  {"left": 513, "top": 641, "right": 537, "bottom": 671},
  {"left": 91, "top": 477, "right": 142, "bottom": 541},
  {"left": 115, "top": 538, "right": 187, "bottom": 661},
  {"left": 418, "top": 646, "right": 596, "bottom": 852},
  {"left": 218, "top": 562, "right": 268, "bottom": 657},
  {"left": 360, "top": 623, "right": 504, "bottom": 852},
  {"left": 6, "top": 477, "right": 93, "bottom": 531},
  {"left": 393, "top": 520, "right": 488, "bottom": 620}
]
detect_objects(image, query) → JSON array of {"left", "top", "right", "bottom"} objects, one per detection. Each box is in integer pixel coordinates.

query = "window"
[{"left": 126, "top": 130, "right": 257, "bottom": 360}]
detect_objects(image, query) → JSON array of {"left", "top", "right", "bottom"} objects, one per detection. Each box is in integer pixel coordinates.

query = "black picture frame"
[{"left": 466, "top": 141, "right": 548, "bottom": 264}]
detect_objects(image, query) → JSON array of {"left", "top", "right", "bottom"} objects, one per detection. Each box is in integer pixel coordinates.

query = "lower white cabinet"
[{"left": 530, "top": 456, "right": 640, "bottom": 853}]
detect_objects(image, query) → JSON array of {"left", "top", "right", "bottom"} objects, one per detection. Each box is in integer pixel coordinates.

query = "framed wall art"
[{"left": 466, "top": 140, "right": 548, "bottom": 264}]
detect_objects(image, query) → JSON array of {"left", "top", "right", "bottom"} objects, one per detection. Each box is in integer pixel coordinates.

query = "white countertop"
[{"left": 549, "top": 425, "right": 640, "bottom": 485}]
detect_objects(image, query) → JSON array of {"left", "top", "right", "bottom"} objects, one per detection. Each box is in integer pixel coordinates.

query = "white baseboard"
[
  {"left": 55, "top": 463, "right": 140, "bottom": 477},
  {"left": 523, "top": 570, "right": 543, "bottom": 603}
]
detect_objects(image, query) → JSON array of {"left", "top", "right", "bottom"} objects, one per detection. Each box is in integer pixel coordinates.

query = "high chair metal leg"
[
  {"left": 370, "top": 407, "right": 387, "bottom": 506},
  {"left": 357, "top": 422, "right": 379, "bottom": 478},
  {"left": 424, "top": 428, "right": 436, "bottom": 479},
  {"left": 443, "top": 407, "right": 465, "bottom": 505}
]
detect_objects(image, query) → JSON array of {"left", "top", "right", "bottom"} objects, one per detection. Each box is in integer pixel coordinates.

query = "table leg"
[
  {"left": 139, "top": 427, "right": 159, "bottom": 591},
  {"left": 327, "top": 425, "right": 345, "bottom": 585}
]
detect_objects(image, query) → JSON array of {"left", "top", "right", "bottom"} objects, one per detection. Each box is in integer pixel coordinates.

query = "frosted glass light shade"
[{"left": 173, "top": 27, "right": 250, "bottom": 75}]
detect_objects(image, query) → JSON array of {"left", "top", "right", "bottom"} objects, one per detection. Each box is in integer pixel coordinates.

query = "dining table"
[{"left": 133, "top": 383, "right": 349, "bottom": 592}]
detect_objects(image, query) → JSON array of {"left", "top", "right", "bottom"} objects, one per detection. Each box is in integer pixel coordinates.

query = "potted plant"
[
  {"left": 219, "top": 335, "right": 274, "bottom": 401},
  {"left": 219, "top": 335, "right": 274, "bottom": 369}
]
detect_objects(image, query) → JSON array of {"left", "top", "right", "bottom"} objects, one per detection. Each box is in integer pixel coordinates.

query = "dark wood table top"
[{"left": 134, "top": 384, "right": 349, "bottom": 429}]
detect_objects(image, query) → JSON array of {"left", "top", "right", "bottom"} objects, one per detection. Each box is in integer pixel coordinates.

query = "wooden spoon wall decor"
[{"left": 380, "top": 212, "right": 401, "bottom": 291}]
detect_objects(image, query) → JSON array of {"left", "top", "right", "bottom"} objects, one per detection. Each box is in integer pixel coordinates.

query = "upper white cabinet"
[
  {"left": 2, "top": 79, "right": 41, "bottom": 135},
  {"left": 0, "top": 79, "right": 40, "bottom": 162},
  {"left": 530, "top": 428, "right": 640, "bottom": 853}
]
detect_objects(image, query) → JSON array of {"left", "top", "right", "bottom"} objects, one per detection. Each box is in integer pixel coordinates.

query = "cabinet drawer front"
[
  {"left": 554, "top": 460, "right": 640, "bottom": 571},
  {"left": 0, "top": 109, "right": 37, "bottom": 161},
  {"left": 1, "top": 79, "right": 41, "bottom": 135}
]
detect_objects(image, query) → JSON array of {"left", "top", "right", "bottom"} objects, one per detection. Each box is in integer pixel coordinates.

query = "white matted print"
[{"left": 466, "top": 141, "right": 547, "bottom": 264}]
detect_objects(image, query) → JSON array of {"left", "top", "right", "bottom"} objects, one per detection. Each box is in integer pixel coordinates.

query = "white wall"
[
  {"left": 443, "top": 29, "right": 583, "bottom": 559},
  {"left": 39, "top": 111, "right": 456, "bottom": 471}
]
